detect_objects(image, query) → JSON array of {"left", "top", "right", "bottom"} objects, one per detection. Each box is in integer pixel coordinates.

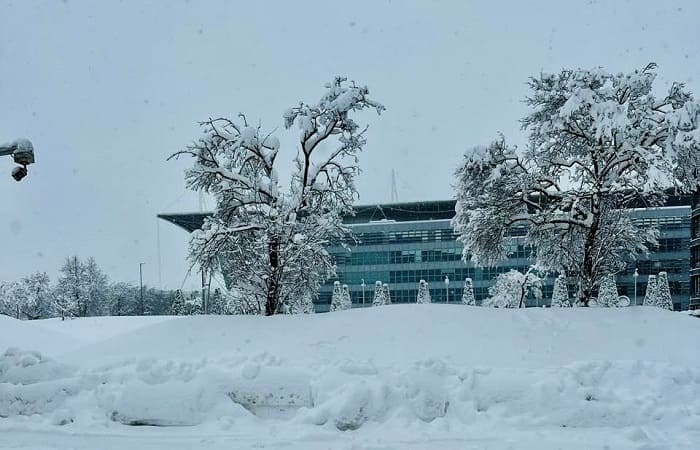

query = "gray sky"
[{"left": 1, "top": 0, "right": 698, "bottom": 290}]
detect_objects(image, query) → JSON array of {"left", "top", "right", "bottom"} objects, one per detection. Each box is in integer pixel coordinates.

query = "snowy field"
[{"left": 2, "top": 306, "right": 700, "bottom": 449}]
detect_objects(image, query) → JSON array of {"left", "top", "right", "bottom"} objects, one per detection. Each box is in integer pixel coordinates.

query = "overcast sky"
[{"left": 1, "top": 0, "right": 698, "bottom": 290}]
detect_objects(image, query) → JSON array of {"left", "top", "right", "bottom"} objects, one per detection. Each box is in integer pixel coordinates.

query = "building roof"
[
  {"left": 157, "top": 212, "right": 212, "bottom": 233},
  {"left": 158, "top": 191, "right": 693, "bottom": 232}
]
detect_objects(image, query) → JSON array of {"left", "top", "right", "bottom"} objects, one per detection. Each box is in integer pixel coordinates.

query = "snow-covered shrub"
[
  {"left": 483, "top": 269, "right": 542, "bottom": 308},
  {"left": 643, "top": 275, "right": 658, "bottom": 307},
  {"left": 597, "top": 274, "right": 621, "bottom": 307},
  {"left": 372, "top": 281, "right": 386, "bottom": 307},
  {"left": 341, "top": 284, "right": 352, "bottom": 310},
  {"left": 170, "top": 290, "right": 186, "bottom": 315},
  {"left": 382, "top": 284, "right": 392, "bottom": 305},
  {"left": 550, "top": 274, "right": 570, "bottom": 307},
  {"left": 208, "top": 288, "right": 226, "bottom": 315},
  {"left": 183, "top": 293, "right": 203, "bottom": 315},
  {"left": 330, "top": 281, "right": 343, "bottom": 312},
  {"left": 656, "top": 272, "right": 673, "bottom": 310},
  {"left": 417, "top": 280, "right": 431, "bottom": 304},
  {"left": 461, "top": 278, "right": 475, "bottom": 306}
]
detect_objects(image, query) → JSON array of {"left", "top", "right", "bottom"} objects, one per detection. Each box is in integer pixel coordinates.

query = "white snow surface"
[
  {"left": 0, "top": 315, "right": 85, "bottom": 355},
  {"left": 31, "top": 315, "right": 176, "bottom": 345},
  {"left": 1, "top": 306, "right": 700, "bottom": 449}
]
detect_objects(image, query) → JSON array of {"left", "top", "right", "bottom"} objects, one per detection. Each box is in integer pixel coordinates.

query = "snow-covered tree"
[
  {"left": 83, "top": 257, "right": 109, "bottom": 316},
  {"left": 417, "top": 279, "right": 432, "bottom": 304},
  {"left": 53, "top": 256, "right": 109, "bottom": 318},
  {"left": 141, "top": 288, "right": 172, "bottom": 315},
  {"left": 461, "top": 278, "right": 475, "bottom": 306},
  {"left": 170, "top": 289, "right": 186, "bottom": 315},
  {"left": 0, "top": 281, "right": 28, "bottom": 319},
  {"left": 643, "top": 275, "right": 658, "bottom": 307},
  {"left": 330, "top": 281, "right": 344, "bottom": 312},
  {"left": 382, "top": 283, "right": 392, "bottom": 305},
  {"left": 183, "top": 292, "right": 203, "bottom": 315},
  {"left": 483, "top": 268, "right": 542, "bottom": 308},
  {"left": 453, "top": 64, "right": 700, "bottom": 306},
  {"left": 172, "top": 78, "right": 383, "bottom": 315},
  {"left": 0, "top": 275, "right": 52, "bottom": 320},
  {"left": 656, "top": 271, "right": 674, "bottom": 310},
  {"left": 596, "top": 273, "right": 620, "bottom": 307},
  {"left": 329, "top": 282, "right": 352, "bottom": 312},
  {"left": 341, "top": 284, "right": 353, "bottom": 310},
  {"left": 208, "top": 288, "right": 227, "bottom": 314},
  {"left": 286, "top": 291, "right": 315, "bottom": 314},
  {"left": 54, "top": 256, "right": 87, "bottom": 319},
  {"left": 0, "top": 282, "right": 9, "bottom": 317},
  {"left": 550, "top": 274, "right": 571, "bottom": 307},
  {"left": 372, "top": 281, "right": 386, "bottom": 307},
  {"left": 18, "top": 272, "right": 53, "bottom": 319},
  {"left": 105, "top": 282, "right": 135, "bottom": 316}
]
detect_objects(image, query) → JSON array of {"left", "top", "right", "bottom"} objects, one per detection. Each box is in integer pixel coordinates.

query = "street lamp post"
[
  {"left": 633, "top": 268, "right": 639, "bottom": 306},
  {"left": 444, "top": 275, "right": 450, "bottom": 304},
  {"left": 139, "top": 262, "right": 145, "bottom": 315},
  {"left": 361, "top": 279, "right": 366, "bottom": 306}
]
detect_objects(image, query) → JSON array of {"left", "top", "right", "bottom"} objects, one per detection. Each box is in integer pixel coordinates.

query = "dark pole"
[
  {"left": 139, "top": 262, "right": 145, "bottom": 315},
  {"left": 201, "top": 268, "right": 207, "bottom": 314}
]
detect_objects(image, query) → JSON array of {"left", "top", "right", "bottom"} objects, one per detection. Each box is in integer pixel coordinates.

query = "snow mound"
[
  {"left": 0, "top": 348, "right": 78, "bottom": 419},
  {"left": 32, "top": 315, "right": 177, "bottom": 344},
  {"left": 1, "top": 306, "right": 700, "bottom": 446},
  {"left": 0, "top": 315, "right": 85, "bottom": 356}
]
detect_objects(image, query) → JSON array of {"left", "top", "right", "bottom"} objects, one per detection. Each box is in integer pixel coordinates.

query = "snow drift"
[{"left": 1, "top": 306, "right": 700, "bottom": 448}]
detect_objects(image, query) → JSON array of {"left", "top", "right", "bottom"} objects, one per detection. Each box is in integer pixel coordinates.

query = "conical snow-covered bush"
[
  {"left": 643, "top": 275, "right": 658, "bottom": 307},
  {"left": 330, "top": 281, "right": 344, "bottom": 312},
  {"left": 656, "top": 272, "right": 673, "bottom": 311},
  {"left": 170, "top": 289, "right": 186, "bottom": 315},
  {"left": 461, "top": 278, "right": 475, "bottom": 305},
  {"left": 341, "top": 284, "right": 353, "bottom": 310},
  {"left": 417, "top": 280, "right": 432, "bottom": 304},
  {"left": 382, "top": 283, "right": 392, "bottom": 305},
  {"left": 550, "top": 274, "right": 570, "bottom": 307},
  {"left": 597, "top": 273, "right": 620, "bottom": 307},
  {"left": 372, "top": 281, "right": 385, "bottom": 307}
]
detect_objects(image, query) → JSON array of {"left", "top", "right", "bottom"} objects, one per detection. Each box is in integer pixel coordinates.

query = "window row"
[
  {"left": 345, "top": 227, "right": 532, "bottom": 246},
  {"left": 331, "top": 248, "right": 464, "bottom": 266}
]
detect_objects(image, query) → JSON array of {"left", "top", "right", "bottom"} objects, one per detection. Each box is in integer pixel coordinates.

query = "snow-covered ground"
[{"left": 2, "top": 306, "right": 700, "bottom": 449}]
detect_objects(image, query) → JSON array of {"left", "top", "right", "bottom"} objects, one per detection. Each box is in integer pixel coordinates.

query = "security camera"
[
  {"left": 12, "top": 165, "right": 28, "bottom": 182},
  {"left": 12, "top": 139, "right": 35, "bottom": 166},
  {"left": 1, "top": 138, "right": 35, "bottom": 182}
]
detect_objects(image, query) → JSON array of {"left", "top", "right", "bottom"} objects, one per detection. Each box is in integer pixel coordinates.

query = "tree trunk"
[
  {"left": 578, "top": 213, "right": 601, "bottom": 307},
  {"left": 265, "top": 237, "right": 281, "bottom": 316}
]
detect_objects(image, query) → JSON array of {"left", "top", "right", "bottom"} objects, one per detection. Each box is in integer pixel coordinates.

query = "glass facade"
[
  {"left": 690, "top": 190, "right": 700, "bottom": 309},
  {"left": 318, "top": 201, "right": 693, "bottom": 312}
]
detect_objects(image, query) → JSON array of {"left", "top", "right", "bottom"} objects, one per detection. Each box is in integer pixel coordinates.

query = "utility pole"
[{"left": 139, "top": 262, "right": 145, "bottom": 315}]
